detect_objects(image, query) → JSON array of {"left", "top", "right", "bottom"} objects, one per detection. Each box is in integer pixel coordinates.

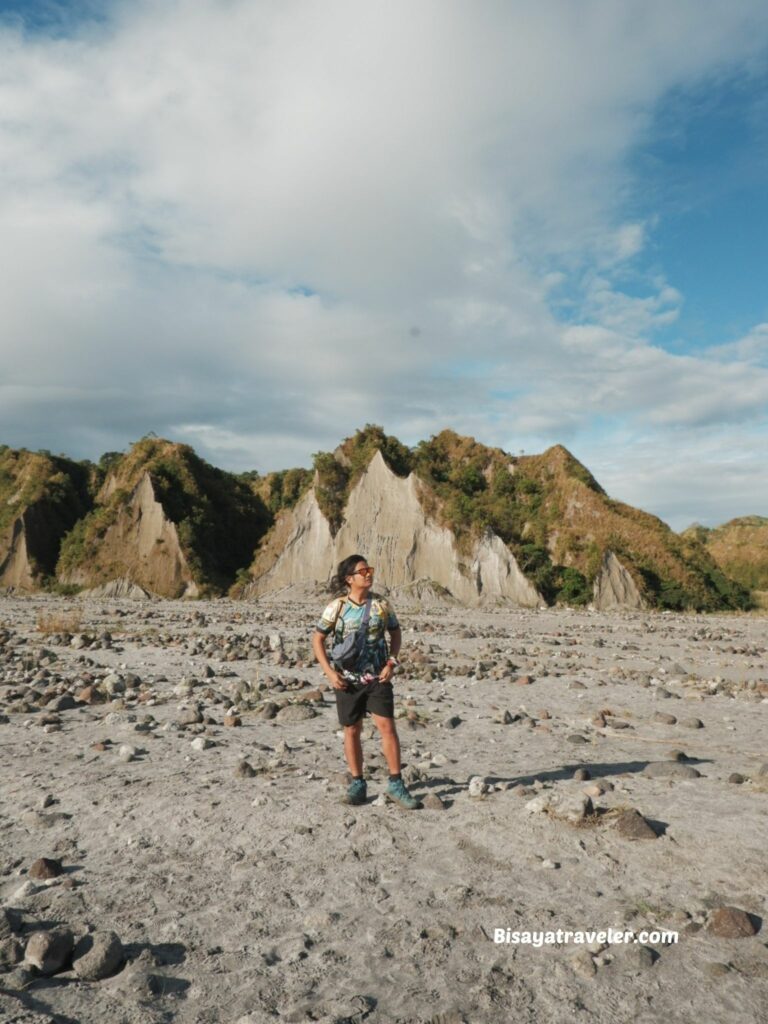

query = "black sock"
[
  {"left": 352, "top": 774, "right": 364, "bottom": 782},
  {"left": 389, "top": 773, "right": 402, "bottom": 782}
]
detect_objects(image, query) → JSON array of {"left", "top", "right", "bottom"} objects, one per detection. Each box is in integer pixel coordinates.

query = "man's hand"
[
  {"left": 327, "top": 670, "right": 348, "bottom": 691},
  {"left": 378, "top": 662, "right": 394, "bottom": 683}
]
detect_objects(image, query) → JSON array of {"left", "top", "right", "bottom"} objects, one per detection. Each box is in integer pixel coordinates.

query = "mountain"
[
  {"left": 0, "top": 446, "right": 93, "bottom": 590},
  {"left": 56, "top": 437, "right": 270, "bottom": 598},
  {"left": 1, "top": 428, "right": 754, "bottom": 609},
  {"left": 682, "top": 516, "right": 768, "bottom": 593},
  {"left": 234, "top": 426, "right": 751, "bottom": 611}
]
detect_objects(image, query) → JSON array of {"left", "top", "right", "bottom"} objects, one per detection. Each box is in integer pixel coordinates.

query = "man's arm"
[
  {"left": 311, "top": 629, "right": 347, "bottom": 690},
  {"left": 388, "top": 626, "right": 402, "bottom": 659},
  {"left": 378, "top": 625, "right": 402, "bottom": 681}
]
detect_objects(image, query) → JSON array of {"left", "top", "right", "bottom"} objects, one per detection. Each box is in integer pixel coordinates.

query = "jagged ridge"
[
  {"left": 0, "top": 429, "right": 754, "bottom": 610},
  {"left": 56, "top": 438, "right": 271, "bottom": 597},
  {"left": 0, "top": 447, "right": 93, "bottom": 590},
  {"left": 682, "top": 516, "right": 768, "bottom": 593}
]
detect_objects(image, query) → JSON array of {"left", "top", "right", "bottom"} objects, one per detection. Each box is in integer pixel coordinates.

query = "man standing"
[{"left": 312, "top": 554, "right": 420, "bottom": 809}]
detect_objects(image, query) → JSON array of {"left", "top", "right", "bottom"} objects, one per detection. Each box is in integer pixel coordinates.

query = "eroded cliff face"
[
  {"left": 592, "top": 551, "right": 646, "bottom": 611},
  {"left": 61, "top": 472, "right": 199, "bottom": 598},
  {"left": 0, "top": 514, "right": 36, "bottom": 590},
  {"left": 0, "top": 448, "right": 93, "bottom": 590},
  {"left": 243, "top": 451, "right": 542, "bottom": 606}
]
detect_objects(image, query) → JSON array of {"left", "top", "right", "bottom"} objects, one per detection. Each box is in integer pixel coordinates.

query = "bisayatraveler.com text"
[{"left": 494, "top": 927, "right": 678, "bottom": 948}]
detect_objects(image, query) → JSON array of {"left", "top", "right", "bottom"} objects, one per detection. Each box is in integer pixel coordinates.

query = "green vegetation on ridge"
[
  {"left": 0, "top": 446, "right": 93, "bottom": 585},
  {"left": 57, "top": 438, "right": 272, "bottom": 594}
]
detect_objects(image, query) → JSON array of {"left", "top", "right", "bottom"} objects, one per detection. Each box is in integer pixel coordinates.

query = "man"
[{"left": 312, "top": 554, "right": 420, "bottom": 809}]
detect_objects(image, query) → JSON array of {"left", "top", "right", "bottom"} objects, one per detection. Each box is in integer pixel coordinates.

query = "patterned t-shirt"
[{"left": 315, "top": 595, "right": 400, "bottom": 674}]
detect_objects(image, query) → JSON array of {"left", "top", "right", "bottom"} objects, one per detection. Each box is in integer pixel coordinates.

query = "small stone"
[
  {"left": 422, "top": 793, "right": 446, "bottom": 810},
  {"left": 75, "top": 685, "right": 99, "bottom": 704},
  {"left": 468, "top": 776, "right": 490, "bottom": 798},
  {"left": 525, "top": 789, "right": 592, "bottom": 823},
  {"left": 191, "top": 736, "right": 213, "bottom": 751},
  {"left": 541, "top": 859, "right": 559, "bottom": 869},
  {"left": 515, "top": 676, "right": 532, "bottom": 686},
  {"left": 570, "top": 948, "right": 596, "bottom": 978},
  {"left": 39, "top": 793, "right": 55, "bottom": 809},
  {"left": 624, "top": 944, "right": 656, "bottom": 971},
  {"left": 224, "top": 714, "right": 242, "bottom": 727},
  {"left": 0, "top": 935, "right": 23, "bottom": 969},
  {"left": 236, "top": 760, "right": 257, "bottom": 778},
  {"left": 728, "top": 773, "right": 745, "bottom": 785},
  {"left": 178, "top": 707, "right": 203, "bottom": 726},
  {"left": 0, "top": 907, "right": 22, "bottom": 940},
  {"left": 102, "top": 673, "right": 125, "bottom": 695},
  {"left": 118, "top": 744, "right": 137, "bottom": 762},
  {"left": 567, "top": 734, "right": 588, "bottom": 744},
  {"left": 2, "top": 965, "right": 35, "bottom": 990},
  {"left": 444, "top": 715, "right": 462, "bottom": 729},
  {"left": 25, "top": 928, "right": 74, "bottom": 975},
  {"left": 29, "top": 857, "right": 63, "bottom": 880},
  {"left": 705, "top": 962, "right": 732, "bottom": 977},
  {"left": 655, "top": 687, "right": 673, "bottom": 699},
  {"left": 72, "top": 930, "right": 124, "bottom": 980},
  {"left": 667, "top": 749, "right": 687, "bottom": 761},
  {"left": 680, "top": 716, "right": 704, "bottom": 729},
  {"left": 275, "top": 704, "right": 316, "bottom": 723},
  {"left": 573, "top": 768, "right": 591, "bottom": 781},
  {"left": 12, "top": 880, "right": 38, "bottom": 900},
  {"left": 643, "top": 761, "right": 700, "bottom": 779},
  {"left": 707, "top": 906, "right": 757, "bottom": 938},
  {"left": 653, "top": 712, "right": 677, "bottom": 725},
  {"left": 614, "top": 809, "right": 658, "bottom": 840}
]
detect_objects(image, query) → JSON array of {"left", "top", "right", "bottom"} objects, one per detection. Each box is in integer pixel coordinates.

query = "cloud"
[{"left": 1, "top": 0, "right": 768, "bottom": 527}]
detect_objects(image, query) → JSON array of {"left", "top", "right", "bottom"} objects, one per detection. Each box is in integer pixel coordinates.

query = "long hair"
[{"left": 329, "top": 553, "right": 367, "bottom": 595}]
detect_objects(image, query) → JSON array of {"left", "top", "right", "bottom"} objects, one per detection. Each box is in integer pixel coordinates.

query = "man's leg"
[
  {"left": 372, "top": 713, "right": 420, "bottom": 809},
  {"left": 343, "top": 719, "right": 364, "bottom": 776},
  {"left": 371, "top": 713, "right": 401, "bottom": 774}
]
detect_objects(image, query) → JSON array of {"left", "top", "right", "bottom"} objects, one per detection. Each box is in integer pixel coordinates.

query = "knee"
[
  {"left": 344, "top": 722, "right": 363, "bottom": 738},
  {"left": 375, "top": 718, "right": 396, "bottom": 737}
]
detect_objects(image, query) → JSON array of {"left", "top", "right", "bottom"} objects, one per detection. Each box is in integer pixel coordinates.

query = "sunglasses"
[{"left": 351, "top": 567, "right": 375, "bottom": 577}]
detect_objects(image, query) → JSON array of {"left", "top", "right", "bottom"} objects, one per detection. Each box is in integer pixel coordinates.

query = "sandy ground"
[{"left": 1, "top": 592, "right": 767, "bottom": 1024}]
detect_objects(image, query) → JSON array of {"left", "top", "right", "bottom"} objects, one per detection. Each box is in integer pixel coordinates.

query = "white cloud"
[{"left": 1, "top": 0, "right": 768, "bottom": 526}]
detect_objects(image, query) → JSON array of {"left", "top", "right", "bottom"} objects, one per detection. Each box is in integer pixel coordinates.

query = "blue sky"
[{"left": 1, "top": 0, "right": 767, "bottom": 530}]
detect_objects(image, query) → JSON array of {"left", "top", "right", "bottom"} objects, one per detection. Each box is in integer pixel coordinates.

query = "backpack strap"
[
  {"left": 360, "top": 597, "right": 372, "bottom": 631},
  {"left": 330, "top": 596, "right": 347, "bottom": 635}
]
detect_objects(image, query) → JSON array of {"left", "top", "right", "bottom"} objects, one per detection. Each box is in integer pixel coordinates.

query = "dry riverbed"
[{"left": 1, "top": 592, "right": 767, "bottom": 1023}]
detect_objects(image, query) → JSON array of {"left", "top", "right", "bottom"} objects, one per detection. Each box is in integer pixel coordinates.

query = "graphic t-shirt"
[{"left": 315, "top": 595, "right": 400, "bottom": 674}]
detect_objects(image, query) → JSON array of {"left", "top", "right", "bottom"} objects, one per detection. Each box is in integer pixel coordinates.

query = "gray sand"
[{"left": 1, "top": 595, "right": 767, "bottom": 1023}]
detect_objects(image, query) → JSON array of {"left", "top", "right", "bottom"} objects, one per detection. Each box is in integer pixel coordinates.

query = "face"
[{"left": 347, "top": 561, "right": 374, "bottom": 589}]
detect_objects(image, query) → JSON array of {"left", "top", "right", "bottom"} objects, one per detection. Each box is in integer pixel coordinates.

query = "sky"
[{"left": 1, "top": 0, "right": 767, "bottom": 531}]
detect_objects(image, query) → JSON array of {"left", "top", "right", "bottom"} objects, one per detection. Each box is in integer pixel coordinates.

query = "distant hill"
[
  {"left": 235, "top": 425, "right": 751, "bottom": 611},
  {"left": 56, "top": 437, "right": 271, "bottom": 597},
  {"left": 0, "top": 446, "right": 93, "bottom": 590},
  {"left": 682, "top": 516, "right": 768, "bottom": 593},
  {"left": 0, "top": 428, "right": 754, "bottom": 610}
]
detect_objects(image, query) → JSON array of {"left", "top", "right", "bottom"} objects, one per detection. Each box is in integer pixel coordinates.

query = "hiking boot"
[
  {"left": 345, "top": 778, "right": 367, "bottom": 805},
  {"left": 386, "top": 777, "right": 421, "bottom": 809}
]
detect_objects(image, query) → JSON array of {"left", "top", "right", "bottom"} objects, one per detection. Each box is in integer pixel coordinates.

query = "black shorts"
[{"left": 335, "top": 678, "right": 395, "bottom": 726}]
